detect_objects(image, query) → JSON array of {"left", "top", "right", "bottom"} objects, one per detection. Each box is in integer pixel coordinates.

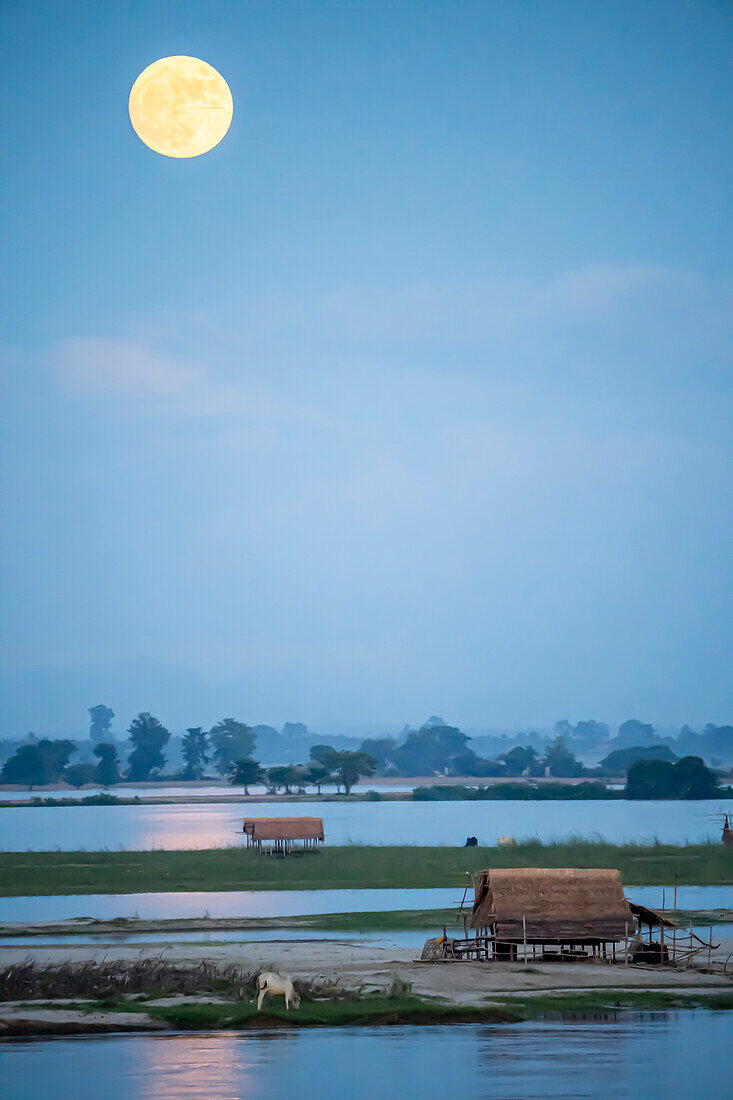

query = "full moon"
[{"left": 129, "top": 56, "right": 233, "bottom": 158}]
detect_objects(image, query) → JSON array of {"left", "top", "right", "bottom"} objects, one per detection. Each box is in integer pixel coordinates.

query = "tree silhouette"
[
  {"left": 1, "top": 739, "right": 75, "bottom": 788},
  {"left": 266, "top": 765, "right": 304, "bottom": 794},
  {"left": 89, "top": 705, "right": 115, "bottom": 743},
  {"left": 182, "top": 727, "right": 209, "bottom": 780},
  {"left": 127, "top": 713, "right": 170, "bottom": 781},
  {"left": 65, "top": 763, "right": 96, "bottom": 788},
  {"left": 304, "top": 762, "right": 332, "bottom": 793},
  {"left": 330, "top": 750, "right": 377, "bottom": 795},
  {"left": 229, "top": 758, "right": 265, "bottom": 795},
  {"left": 94, "top": 742, "right": 121, "bottom": 787},
  {"left": 209, "top": 719, "right": 255, "bottom": 775}
]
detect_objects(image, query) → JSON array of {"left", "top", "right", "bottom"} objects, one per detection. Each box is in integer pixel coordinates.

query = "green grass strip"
[{"left": 0, "top": 841, "right": 730, "bottom": 896}]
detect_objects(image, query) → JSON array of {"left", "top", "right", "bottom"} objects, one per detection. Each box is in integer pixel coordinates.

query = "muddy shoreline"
[{"left": 1, "top": 908, "right": 730, "bottom": 939}]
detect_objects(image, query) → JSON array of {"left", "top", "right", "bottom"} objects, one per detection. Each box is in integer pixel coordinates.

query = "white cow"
[
  {"left": 256, "top": 971, "right": 301, "bottom": 1011},
  {"left": 496, "top": 836, "right": 517, "bottom": 848}
]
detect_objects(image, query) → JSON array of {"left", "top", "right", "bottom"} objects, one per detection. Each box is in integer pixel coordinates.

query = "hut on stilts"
[
  {"left": 468, "top": 868, "right": 633, "bottom": 962},
  {"left": 421, "top": 867, "right": 723, "bottom": 968},
  {"left": 421, "top": 868, "right": 634, "bottom": 962},
  {"left": 242, "top": 816, "right": 324, "bottom": 856}
]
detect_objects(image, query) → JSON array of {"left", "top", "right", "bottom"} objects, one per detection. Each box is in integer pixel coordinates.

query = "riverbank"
[
  {"left": 4, "top": 991, "right": 732, "bottom": 1037},
  {"left": 0, "top": 791, "right": 415, "bottom": 807},
  {"left": 0, "top": 776, "right": 630, "bottom": 797},
  {"left": 1, "top": 906, "right": 730, "bottom": 940},
  {"left": 0, "top": 947, "right": 730, "bottom": 1037},
  {"left": 1, "top": 841, "right": 729, "bottom": 896},
  {"left": 3, "top": 784, "right": 730, "bottom": 808}
]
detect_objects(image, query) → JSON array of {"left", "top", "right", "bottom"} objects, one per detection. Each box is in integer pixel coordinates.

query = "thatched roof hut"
[
  {"left": 242, "top": 816, "right": 324, "bottom": 847},
  {"left": 469, "top": 868, "right": 633, "bottom": 943}
]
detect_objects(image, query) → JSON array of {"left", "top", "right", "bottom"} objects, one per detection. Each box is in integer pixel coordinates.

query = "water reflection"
[
  {"left": 1, "top": 1013, "right": 730, "bottom": 1099},
  {"left": 1, "top": 884, "right": 728, "bottom": 925},
  {"left": 0, "top": 886, "right": 462, "bottom": 923},
  {"left": 134, "top": 1033, "right": 271, "bottom": 1100}
]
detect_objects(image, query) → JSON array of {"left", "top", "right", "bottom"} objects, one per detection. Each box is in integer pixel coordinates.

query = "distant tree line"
[
  {"left": 0, "top": 710, "right": 378, "bottom": 794},
  {"left": 1, "top": 706, "right": 730, "bottom": 795},
  {"left": 625, "top": 755, "right": 720, "bottom": 800}
]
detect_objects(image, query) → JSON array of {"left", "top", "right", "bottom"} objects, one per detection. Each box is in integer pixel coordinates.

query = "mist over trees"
[
  {"left": 88, "top": 705, "right": 114, "bottom": 743},
  {"left": 615, "top": 719, "right": 656, "bottom": 748},
  {"left": 392, "top": 725, "right": 469, "bottom": 775},
  {"left": 1, "top": 706, "right": 731, "bottom": 793},
  {"left": 209, "top": 719, "right": 255, "bottom": 775},
  {"left": 499, "top": 746, "right": 541, "bottom": 777},
  {"left": 600, "top": 745, "right": 677, "bottom": 774},
  {"left": 543, "top": 736, "right": 584, "bottom": 778}
]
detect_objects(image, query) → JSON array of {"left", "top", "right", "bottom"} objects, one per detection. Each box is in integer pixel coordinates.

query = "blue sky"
[{"left": 1, "top": 1, "right": 730, "bottom": 736}]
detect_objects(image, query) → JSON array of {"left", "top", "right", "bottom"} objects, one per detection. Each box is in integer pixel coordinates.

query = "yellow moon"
[{"left": 129, "top": 56, "right": 233, "bottom": 158}]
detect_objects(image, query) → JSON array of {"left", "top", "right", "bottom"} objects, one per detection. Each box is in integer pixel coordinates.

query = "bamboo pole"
[
  {"left": 625, "top": 922, "right": 629, "bottom": 966},
  {"left": 672, "top": 876, "right": 677, "bottom": 963}
]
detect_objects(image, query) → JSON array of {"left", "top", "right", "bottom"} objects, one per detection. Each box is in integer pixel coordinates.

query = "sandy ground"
[
  {"left": 2, "top": 936, "right": 730, "bottom": 1034},
  {"left": 2, "top": 938, "right": 731, "bottom": 1006}
]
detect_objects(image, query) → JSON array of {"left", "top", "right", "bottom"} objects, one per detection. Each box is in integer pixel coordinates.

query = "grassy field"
[{"left": 0, "top": 841, "right": 729, "bottom": 896}]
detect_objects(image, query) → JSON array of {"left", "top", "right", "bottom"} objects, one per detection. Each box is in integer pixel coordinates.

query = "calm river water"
[
  {"left": 1, "top": 885, "right": 729, "bottom": 924},
  {"left": 2, "top": 1012, "right": 731, "bottom": 1100},
  {"left": 0, "top": 798, "right": 727, "bottom": 851}
]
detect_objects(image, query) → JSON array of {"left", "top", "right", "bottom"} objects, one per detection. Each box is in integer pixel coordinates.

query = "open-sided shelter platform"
[
  {"left": 421, "top": 868, "right": 720, "bottom": 967},
  {"left": 242, "top": 816, "right": 324, "bottom": 855},
  {"left": 467, "top": 867, "right": 634, "bottom": 961}
]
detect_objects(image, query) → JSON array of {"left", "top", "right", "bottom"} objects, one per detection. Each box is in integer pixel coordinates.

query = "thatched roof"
[
  {"left": 243, "top": 816, "right": 324, "bottom": 841},
  {"left": 469, "top": 868, "right": 633, "bottom": 942},
  {"left": 627, "top": 901, "right": 677, "bottom": 929}
]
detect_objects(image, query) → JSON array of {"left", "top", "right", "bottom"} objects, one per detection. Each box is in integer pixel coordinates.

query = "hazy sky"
[{"left": 1, "top": 1, "right": 730, "bottom": 737}]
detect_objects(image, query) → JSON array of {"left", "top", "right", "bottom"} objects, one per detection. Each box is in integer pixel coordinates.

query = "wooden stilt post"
[
  {"left": 624, "top": 922, "right": 629, "bottom": 966},
  {"left": 707, "top": 928, "right": 713, "bottom": 972},
  {"left": 672, "top": 876, "right": 677, "bottom": 963},
  {"left": 523, "top": 915, "right": 527, "bottom": 965}
]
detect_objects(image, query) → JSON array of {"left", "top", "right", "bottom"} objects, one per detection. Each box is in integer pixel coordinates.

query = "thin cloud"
[{"left": 49, "top": 336, "right": 317, "bottom": 427}]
